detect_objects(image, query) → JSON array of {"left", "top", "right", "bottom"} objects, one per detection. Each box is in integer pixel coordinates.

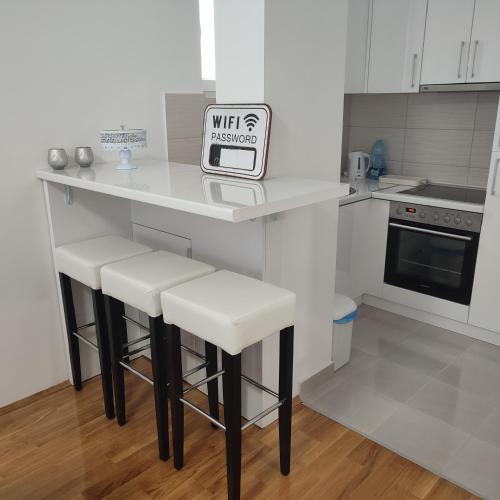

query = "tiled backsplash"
[
  {"left": 342, "top": 92, "right": 499, "bottom": 187},
  {"left": 165, "top": 93, "right": 215, "bottom": 164}
]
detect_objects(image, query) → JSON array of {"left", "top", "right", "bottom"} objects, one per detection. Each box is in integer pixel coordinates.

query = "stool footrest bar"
[
  {"left": 241, "top": 374, "right": 279, "bottom": 399},
  {"left": 121, "top": 343, "right": 151, "bottom": 359},
  {"left": 123, "top": 333, "right": 151, "bottom": 348},
  {"left": 183, "top": 370, "right": 225, "bottom": 395},
  {"left": 119, "top": 361, "right": 154, "bottom": 386},
  {"left": 76, "top": 321, "right": 95, "bottom": 331},
  {"left": 241, "top": 400, "right": 284, "bottom": 431},
  {"left": 183, "top": 361, "right": 209, "bottom": 378},
  {"left": 122, "top": 315, "right": 150, "bottom": 332},
  {"left": 72, "top": 331, "right": 98, "bottom": 351},
  {"left": 180, "top": 344, "right": 205, "bottom": 360},
  {"left": 179, "top": 397, "right": 226, "bottom": 430}
]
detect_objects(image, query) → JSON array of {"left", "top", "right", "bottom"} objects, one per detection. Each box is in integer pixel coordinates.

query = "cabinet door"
[
  {"left": 421, "top": 0, "right": 475, "bottom": 84},
  {"left": 467, "top": 0, "right": 500, "bottom": 83},
  {"left": 367, "top": 0, "right": 427, "bottom": 93},
  {"left": 494, "top": 96, "right": 500, "bottom": 152},
  {"left": 345, "top": 0, "right": 371, "bottom": 93},
  {"left": 469, "top": 152, "right": 500, "bottom": 333}
]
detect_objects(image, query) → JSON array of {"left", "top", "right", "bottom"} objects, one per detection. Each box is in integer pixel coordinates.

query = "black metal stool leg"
[
  {"left": 279, "top": 326, "right": 294, "bottom": 476},
  {"left": 222, "top": 351, "right": 241, "bottom": 500},
  {"left": 92, "top": 289, "right": 115, "bottom": 420},
  {"left": 205, "top": 341, "right": 220, "bottom": 424},
  {"left": 150, "top": 316, "right": 169, "bottom": 461},
  {"left": 59, "top": 273, "right": 82, "bottom": 391},
  {"left": 105, "top": 296, "right": 127, "bottom": 425},
  {"left": 167, "top": 324, "right": 184, "bottom": 470}
]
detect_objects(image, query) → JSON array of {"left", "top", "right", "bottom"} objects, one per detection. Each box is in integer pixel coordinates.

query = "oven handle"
[{"left": 389, "top": 222, "right": 473, "bottom": 242}]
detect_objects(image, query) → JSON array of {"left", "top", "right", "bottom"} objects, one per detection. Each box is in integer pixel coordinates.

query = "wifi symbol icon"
[{"left": 243, "top": 113, "right": 259, "bottom": 131}]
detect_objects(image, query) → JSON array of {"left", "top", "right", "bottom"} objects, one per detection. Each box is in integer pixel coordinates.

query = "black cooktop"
[{"left": 401, "top": 184, "right": 486, "bottom": 204}]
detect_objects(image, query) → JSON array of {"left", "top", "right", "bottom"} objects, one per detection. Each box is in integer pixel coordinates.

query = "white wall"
[
  {"left": 214, "top": 0, "right": 265, "bottom": 102},
  {"left": 0, "top": 0, "right": 202, "bottom": 406}
]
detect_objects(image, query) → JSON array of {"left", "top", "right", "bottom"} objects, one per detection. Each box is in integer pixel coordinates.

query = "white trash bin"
[{"left": 332, "top": 294, "right": 357, "bottom": 371}]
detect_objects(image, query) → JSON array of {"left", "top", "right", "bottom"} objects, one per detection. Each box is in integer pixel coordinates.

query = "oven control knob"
[
  {"left": 419, "top": 211, "right": 426, "bottom": 219},
  {"left": 433, "top": 212, "right": 440, "bottom": 221},
  {"left": 454, "top": 216, "right": 462, "bottom": 224},
  {"left": 443, "top": 215, "right": 451, "bottom": 223},
  {"left": 466, "top": 218, "right": 473, "bottom": 226},
  {"left": 396, "top": 207, "right": 403, "bottom": 215}
]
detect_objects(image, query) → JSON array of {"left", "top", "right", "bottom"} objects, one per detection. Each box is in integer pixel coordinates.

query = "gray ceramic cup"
[
  {"left": 75, "top": 146, "right": 94, "bottom": 168},
  {"left": 48, "top": 148, "right": 68, "bottom": 170}
]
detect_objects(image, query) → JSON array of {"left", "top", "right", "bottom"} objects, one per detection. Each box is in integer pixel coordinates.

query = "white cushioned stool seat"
[
  {"left": 101, "top": 251, "right": 216, "bottom": 317},
  {"left": 56, "top": 235, "right": 152, "bottom": 290},
  {"left": 160, "top": 270, "right": 296, "bottom": 355}
]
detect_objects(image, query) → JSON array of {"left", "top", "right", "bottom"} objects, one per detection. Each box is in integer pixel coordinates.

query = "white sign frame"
[{"left": 201, "top": 103, "right": 272, "bottom": 180}]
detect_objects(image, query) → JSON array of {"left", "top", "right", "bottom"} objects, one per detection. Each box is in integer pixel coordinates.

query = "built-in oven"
[{"left": 384, "top": 201, "right": 483, "bottom": 305}]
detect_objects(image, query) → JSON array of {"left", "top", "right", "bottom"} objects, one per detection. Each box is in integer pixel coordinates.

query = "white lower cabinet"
[
  {"left": 336, "top": 199, "right": 388, "bottom": 299},
  {"left": 469, "top": 152, "right": 500, "bottom": 333}
]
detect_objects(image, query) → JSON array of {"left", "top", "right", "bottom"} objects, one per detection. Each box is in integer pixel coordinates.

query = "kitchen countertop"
[
  {"left": 340, "top": 178, "right": 485, "bottom": 213},
  {"left": 339, "top": 178, "right": 395, "bottom": 206},
  {"left": 37, "top": 160, "right": 349, "bottom": 222}
]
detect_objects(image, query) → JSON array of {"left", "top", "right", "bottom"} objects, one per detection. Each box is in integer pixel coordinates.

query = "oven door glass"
[{"left": 384, "top": 220, "right": 479, "bottom": 305}]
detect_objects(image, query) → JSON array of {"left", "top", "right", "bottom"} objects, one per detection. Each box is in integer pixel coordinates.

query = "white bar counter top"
[{"left": 37, "top": 160, "right": 348, "bottom": 222}]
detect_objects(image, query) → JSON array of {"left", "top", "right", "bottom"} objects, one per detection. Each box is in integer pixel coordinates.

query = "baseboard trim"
[
  {"left": 363, "top": 294, "right": 500, "bottom": 347},
  {"left": 0, "top": 380, "right": 71, "bottom": 417}
]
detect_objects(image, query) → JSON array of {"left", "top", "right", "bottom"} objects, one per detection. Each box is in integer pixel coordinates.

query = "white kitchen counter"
[
  {"left": 339, "top": 178, "right": 485, "bottom": 213},
  {"left": 372, "top": 184, "right": 485, "bottom": 213},
  {"left": 37, "top": 160, "right": 348, "bottom": 222},
  {"left": 339, "top": 178, "right": 393, "bottom": 206}
]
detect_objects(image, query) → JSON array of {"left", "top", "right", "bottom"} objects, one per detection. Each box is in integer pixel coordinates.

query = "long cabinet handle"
[
  {"left": 457, "top": 41, "right": 465, "bottom": 79},
  {"left": 389, "top": 223, "right": 473, "bottom": 241},
  {"left": 471, "top": 40, "right": 479, "bottom": 78},
  {"left": 491, "top": 159, "right": 500, "bottom": 196},
  {"left": 411, "top": 53, "right": 418, "bottom": 88}
]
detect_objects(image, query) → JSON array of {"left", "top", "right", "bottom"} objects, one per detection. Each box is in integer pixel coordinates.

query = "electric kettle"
[{"left": 348, "top": 151, "right": 371, "bottom": 179}]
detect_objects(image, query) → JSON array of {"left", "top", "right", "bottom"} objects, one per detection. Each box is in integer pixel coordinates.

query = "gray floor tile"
[
  {"left": 301, "top": 306, "right": 500, "bottom": 499},
  {"left": 406, "top": 379, "right": 494, "bottom": 434},
  {"left": 308, "top": 379, "right": 401, "bottom": 435},
  {"left": 444, "top": 438, "right": 500, "bottom": 500},
  {"left": 345, "top": 355, "right": 431, "bottom": 403},
  {"left": 372, "top": 406, "right": 470, "bottom": 472},
  {"left": 472, "top": 407, "right": 500, "bottom": 449},
  {"left": 437, "top": 350, "right": 500, "bottom": 405},
  {"left": 352, "top": 315, "right": 411, "bottom": 357},
  {"left": 411, "top": 324, "right": 474, "bottom": 358},
  {"left": 465, "top": 340, "right": 500, "bottom": 364},
  {"left": 376, "top": 339, "right": 451, "bottom": 376},
  {"left": 369, "top": 306, "right": 423, "bottom": 334}
]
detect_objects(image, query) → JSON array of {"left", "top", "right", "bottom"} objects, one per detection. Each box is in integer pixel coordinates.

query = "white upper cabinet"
[
  {"left": 421, "top": 0, "right": 475, "bottom": 85},
  {"left": 367, "top": 0, "right": 427, "bottom": 93},
  {"left": 466, "top": 0, "right": 500, "bottom": 83},
  {"left": 345, "top": 0, "right": 371, "bottom": 93}
]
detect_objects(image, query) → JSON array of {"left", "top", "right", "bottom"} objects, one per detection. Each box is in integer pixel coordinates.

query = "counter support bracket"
[{"left": 64, "top": 185, "right": 73, "bottom": 205}]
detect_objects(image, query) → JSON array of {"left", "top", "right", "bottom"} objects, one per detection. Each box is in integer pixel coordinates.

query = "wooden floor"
[{"left": 0, "top": 358, "right": 479, "bottom": 500}]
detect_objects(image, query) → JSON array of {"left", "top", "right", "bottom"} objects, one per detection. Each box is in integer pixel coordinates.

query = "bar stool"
[
  {"left": 161, "top": 270, "right": 296, "bottom": 500},
  {"left": 55, "top": 235, "right": 152, "bottom": 419},
  {"left": 100, "top": 250, "right": 217, "bottom": 460}
]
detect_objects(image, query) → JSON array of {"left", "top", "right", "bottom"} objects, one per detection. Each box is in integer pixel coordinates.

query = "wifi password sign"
[{"left": 244, "top": 113, "right": 259, "bottom": 131}]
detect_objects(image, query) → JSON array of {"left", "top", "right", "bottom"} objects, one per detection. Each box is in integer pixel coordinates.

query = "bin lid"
[{"left": 333, "top": 293, "right": 357, "bottom": 321}]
